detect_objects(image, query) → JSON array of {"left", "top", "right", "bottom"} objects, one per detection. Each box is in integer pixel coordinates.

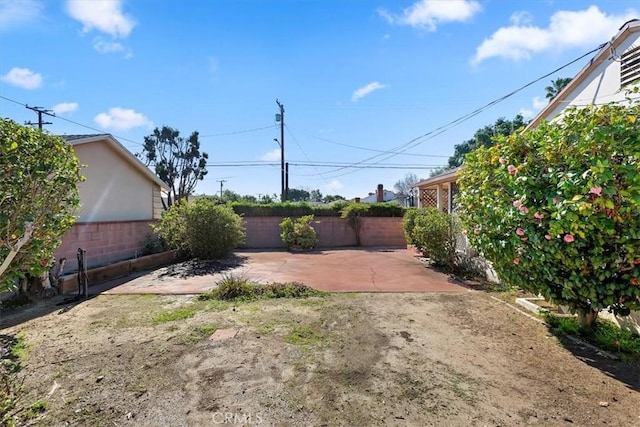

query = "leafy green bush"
[
  {"left": 184, "top": 199, "right": 245, "bottom": 259},
  {"left": 279, "top": 215, "right": 318, "bottom": 250},
  {"left": 1, "top": 119, "right": 82, "bottom": 291},
  {"left": 402, "top": 208, "right": 420, "bottom": 247},
  {"left": 200, "top": 274, "right": 324, "bottom": 301},
  {"left": 153, "top": 201, "right": 189, "bottom": 254},
  {"left": 411, "top": 208, "right": 459, "bottom": 270},
  {"left": 139, "top": 232, "right": 165, "bottom": 256},
  {"left": 230, "top": 201, "right": 403, "bottom": 217},
  {"left": 458, "top": 101, "right": 640, "bottom": 327}
]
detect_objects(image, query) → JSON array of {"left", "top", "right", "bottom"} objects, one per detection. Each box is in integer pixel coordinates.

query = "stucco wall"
[
  {"left": 543, "top": 32, "right": 640, "bottom": 121},
  {"left": 241, "top": 217, "right": 406, "bottom": 249},
  {"left": 73, "top": 141, "right": 156, "bottom": 222},
  {"left": 55, "top": 220, "right": 154, "bottom": 273}
]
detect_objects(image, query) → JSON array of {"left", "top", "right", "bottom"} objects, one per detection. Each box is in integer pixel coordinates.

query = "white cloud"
[
  {"left": 93, "top": 38, "right": 124, "bottom": 53},
  {"left": 94, "top": 107, "right": 153, "bottom": 131},
  {"left": 0, "top": 0, "right": 43, "bottom": 31},
  {"left": 473, "top": 6, "right": 637, "bottom": 63},
  {"left": 509, "top": 11, "right": 533, "bottom": 26},
  {"left": 519, "top": 96, "right": 548, "bottom": 119},
  {"left": 51, "top": 102, "right": 79, "bottom": 115},
  {"left": 326, "top": 179, "right": 344, "bottom": 191},
  {"left": 532, "top": 96, "right": 547, "bottom": 110},
  {"left": 260, "top": 149, "right": 281, "bottom": 161},
  {"left": 0, "top": 67, "right": 43, "bottom": 89},
  {"left": 378, "top": 0, "right": 481, "bottom": 31},
  {"left": 65, "top": 0, "right": 135, "bottom": 38},
  {"left": 352, "top": 82, "right": 387, "bottom": 102}
]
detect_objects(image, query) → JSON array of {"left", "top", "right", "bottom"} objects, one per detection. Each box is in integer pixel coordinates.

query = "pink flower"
[
  {"left": 553, "top": 197, "right": 559, "bottom": 204},
  {"left": 563, "top": 234, "right": 575, "bottom": 243},
  {"left": 589, "top": 186, "right": 602, "bottom": 196},
  {"left": 534, "top": 212, "right": 544, "bottom": 219},
  {"left": 499, "top": 157, "right": 506, "bottom": 164},
  {"left": 516, "top": 227, "right": 525, "bottom": 236},
  {"left": 512, "top": 200, "right": 522, "bottom": 208},
  {"left": 508, "top": 165, "right": 516, "bottom": 175},
  {"left": 513, "top": 257, "right": 520, "bottom": 265},
  {"left": 519, "top": 206, "right": 529, "bottom": 214},
  {"left": 545, "top": 234, "right": 552, "bottom": 240}
]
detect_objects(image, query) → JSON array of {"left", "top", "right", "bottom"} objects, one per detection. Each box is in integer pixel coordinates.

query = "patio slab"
[{"left": 96, "top": 248, "right": 467, "bottom": 294}]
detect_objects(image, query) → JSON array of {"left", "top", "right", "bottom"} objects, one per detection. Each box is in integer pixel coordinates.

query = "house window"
[{"left": 620, "top": 45, "right": 640, "bottom": 87}]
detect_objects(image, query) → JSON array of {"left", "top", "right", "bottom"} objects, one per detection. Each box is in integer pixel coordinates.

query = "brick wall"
[
  {"left": 55, "top": 220, "right": 154, "bottom": 273},
  {"left": 241, "top": 217, "right": 406, "bottom": 249}
]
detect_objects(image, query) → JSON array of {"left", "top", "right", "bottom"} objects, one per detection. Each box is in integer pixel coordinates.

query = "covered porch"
[{"left": 411, "top": 167, "right": 461, "bottom": 213}]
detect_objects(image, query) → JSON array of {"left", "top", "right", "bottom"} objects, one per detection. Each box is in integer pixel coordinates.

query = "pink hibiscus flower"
[
  {"left": 545, "top": 234, "right": 552, "bottom": 240},
  {"left": 564, "top": 234, "right": 575, "bottom": 243},
  {"left": 589, "top": 186, "right": 602, "bottom": 196},
  {"left": 508, "top": 165, "right": 516, "bottom": 175},
  {"left": 534, "top": 212, "right": 544, "bottom": 219},
  {"left": 513, "top": 257, "right": 520, "bottom": 265},
  {"left": 513, "top": 200, "right": 522, "bottom": 208},
  {"left": 516, "top": 228, "right": 525, "bottom": 236}
]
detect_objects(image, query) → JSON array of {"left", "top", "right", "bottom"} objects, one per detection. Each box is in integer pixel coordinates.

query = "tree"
[
  {"left": 309, "top": 189, "right": 323, "bottom": 203},
  {"left": 287, "top": 188, "right": 311, "bottom": 202},
  {"left": 448, "top": 115, "right": 527, "bottom": 167},
  {"left": 322, "top": 194, "right": 346, "bottom": 203},
  {"left": 457, "top": 101, "right": 640, "bottom": 328},
  {"left": 393, "top": 173, "right": 419, "bottom": 197},
  {"left": 0, "top": 119, "right": 82, "bottom": 291},
  {"left": 545, "top": 77, "right": 573, "bottom": 102},
  {"left": 139, "top": 126, "right": 208, "bottom": 208}
]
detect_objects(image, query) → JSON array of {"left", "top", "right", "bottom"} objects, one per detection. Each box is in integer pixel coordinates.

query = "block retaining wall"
[{"left": 241, "top": 216, "right": 406, "bottom": 249}]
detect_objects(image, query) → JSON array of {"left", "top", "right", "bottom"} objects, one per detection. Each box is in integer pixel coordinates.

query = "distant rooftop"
[{"left": 60, "top": 134, "right": 110, "bottom": 142}]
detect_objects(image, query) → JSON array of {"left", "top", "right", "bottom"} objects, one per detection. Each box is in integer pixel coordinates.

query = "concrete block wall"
[
  {"left": 55, "top": 220, "right": 154, "bottom": 273},
  {"left": 241, "top": 216, "right": 406, "bottom": 249}
]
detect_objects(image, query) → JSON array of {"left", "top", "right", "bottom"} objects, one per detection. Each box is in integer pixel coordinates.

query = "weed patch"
[
  {"left": 545, "top": 314, "right": 640, "bottom": 358},
  {"left": 153, "top": 306, "right": 198, "bottom": 323},
  {"left": 285, "top": 326, "right": 324, "bottom": 346},
  {"left": 200, "top": 275, "right": 325, "bottom": 302}
]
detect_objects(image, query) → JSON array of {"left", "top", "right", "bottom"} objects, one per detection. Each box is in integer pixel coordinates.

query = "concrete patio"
[{"left": 94, "top": 248, "right": 467, "bottom": 294}]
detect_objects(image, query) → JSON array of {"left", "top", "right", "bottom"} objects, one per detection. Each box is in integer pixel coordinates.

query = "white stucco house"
[{"left": 54, "top": 134, "right": 168, "bottom": 272}]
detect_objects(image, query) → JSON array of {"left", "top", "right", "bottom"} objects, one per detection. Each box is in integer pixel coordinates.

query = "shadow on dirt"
[
  {"left": 158, "top": 254, "right": 249, "bottom": 279},
  {"left": 551, "top": 333, "right": 640, "bottom": 392}
]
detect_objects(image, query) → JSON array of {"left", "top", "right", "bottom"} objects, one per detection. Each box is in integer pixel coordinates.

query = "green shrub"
[
  {"left": 411, "top": 208, "right": 459, "bottom": 270},
  {"left": 279, "top": 215, "right": 318, "bottom": 250},
  {"left": 340, "top": 204, "right": 370, "bottom": 246},
  {"left": 200, "top": 274, "right": 324, "bottom": 301},
  {"left": 458, "top": 100, "right": 640, "bottom": 328},
  {"left": 184, "top": 199, "right": 245, "bottom": 259},
  {"left": 402, "top": 208, "right": 420, "bottom": 246},
  {"left": 153, "top": 201, "right": 189, "bottom": 254},
  {"left": 139, "top": 232, "right": 165, "bottom": 256},
  {"left": 230, "top": 201, "right": 403, "bottom": 217}
]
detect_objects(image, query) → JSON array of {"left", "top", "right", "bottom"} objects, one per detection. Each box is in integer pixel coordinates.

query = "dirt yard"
[{"left": 2, "top": 291, "right": 639, "bottom": 426}]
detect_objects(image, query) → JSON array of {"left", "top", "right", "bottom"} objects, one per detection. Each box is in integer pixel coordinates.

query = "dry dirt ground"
[{"left": 1, "top": 291, "right": 639, "bottom": 426}]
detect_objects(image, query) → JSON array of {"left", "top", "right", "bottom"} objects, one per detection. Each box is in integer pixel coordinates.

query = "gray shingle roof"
[{"left": 61, "top": 134, "right": 110, "bottom": 142}]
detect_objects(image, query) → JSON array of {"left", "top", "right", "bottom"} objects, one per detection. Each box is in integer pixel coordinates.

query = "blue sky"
[{"left": 1, "top": 0, "right": 638, "bottom": 199}]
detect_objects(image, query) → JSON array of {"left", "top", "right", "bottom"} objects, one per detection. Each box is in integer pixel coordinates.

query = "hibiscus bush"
[{"left": 458, "top": 101, "right": 640, "bottom": 327}]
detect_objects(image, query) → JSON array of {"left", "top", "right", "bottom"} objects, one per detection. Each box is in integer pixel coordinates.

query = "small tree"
[
  {"left": 184, "top": 199, "right": 245, "bottom": 259},
  {"left": 340, "top": 204, "right": 370, "bottom": 246},
  {"left": 394, "top": 173, "right": 419, "bottom": 198},
  {"left": 458, "top": 101, "right": 640, "bottom": 328},
  {"left": 545, "top": 77, "right": 573, "bottom": 102},
  {"left": 0, "top": 119, "right": 82, "bottom": 291},
  {"left": 139, "top": 126, "right": 208, "bottom": 208}
]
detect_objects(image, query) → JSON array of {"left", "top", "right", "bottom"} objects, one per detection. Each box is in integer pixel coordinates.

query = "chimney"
[
  {"left": 355, "top": 197, "right": 361, "bottom": 203},
  {"left": 376, "top": 184, "right": 384, "bottom": 203}
]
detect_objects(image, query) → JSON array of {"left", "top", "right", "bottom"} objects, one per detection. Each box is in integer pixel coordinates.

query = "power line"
[
  {"left": 285, "top": 124, "right": 333, "bottom": 188},
  {"left": 301, "top": 43, "right": 606, "bottom": 180},
  {"left": 199, "top": 124, "right": 277, "bottom": 137}
]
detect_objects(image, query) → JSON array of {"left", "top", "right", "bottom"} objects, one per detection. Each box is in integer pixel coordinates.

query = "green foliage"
[
  {"left": 153, "top": 202, "right": 189, "bottom": 254},
  {"left": 184, "top": 199, "right": 245, "bottom": 259},
  {"left": 285, "top": 326, "right": 324, "bottom": 346},
  {"left": 545, "top": 77, "right": 573, "bottom": 101},
  {"left": 402, "top": 208, "right": 420, "bottom": 246},
  {"left": 0, "top": 119, "right": 82, "bottom": 291},
  {"left": 448, "top": 114, "right": 527, "bottom": 168},
  {"left": 153, "top": 306, "right": 197, "bottom": 323},
  {"left": 340, "top": 204, "right": 370, "bottom": 246},
  {"left": 139, "top": 126, "right": 208, "bottom": 208},
  {"left": 229, "top": 201, "right": 403, "bottom": 218},
  {"left": 279, "top": 215, "right": 318, "bottom": 250},
  {"left": 139, "top": 232, "right": 165, "bottom": 256},
  {"left": 458, "top": 102, "right": 640, "bottom": 323},
  {"left": 544, "top": 314, "right": 640, "bottom": 356},
  {"left": 1, "top": 334, "right": 26, "bottom": 426},
  {"left": 407, "top": 208, "right": 459, "bottom": 270},
  {"left": 199, "top": 274, "right": 324, "bottom": 301}
]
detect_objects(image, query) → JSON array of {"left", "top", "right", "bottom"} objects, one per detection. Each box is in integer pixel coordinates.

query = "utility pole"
[
  {"left": 217, "top": 179, "right": 227, "bottom": 199},
  {"left": 275, "top": 99, "right": 285, "bottom": 201},
  {"left": 285, "top": 162, "right": 289, "bottom": 200},
  {"left": 25, "top": 105, "right": 54, "bottom": 130}
]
